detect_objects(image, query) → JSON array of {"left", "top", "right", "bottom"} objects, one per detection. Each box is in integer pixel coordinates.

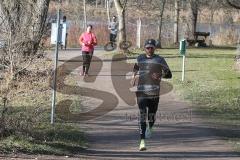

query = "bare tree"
[
  {"left": 0, "top": 0, "right": 50, "bottom": 100},
  {"left": 0, "top": 0, "right": 50, "bottom": 55},
  {"left": 174, "top": 0, "right": 180, "bottom": 44},
  {"left": 113, "top": 0, "right": 127, "bottom": 49},
  {"left": 226, "top": 0, "right": 240, "bottom": 9},
  {"left": 101, "top": 0, "right": 105, "bottom": 7},
  {"left": 131, "top": 0, "right": 168, "bottom": 48},
  {"left": 226, "top": 0, "right": 240, "bottom": 67},
  {"left": 96, "top": 0, "right": 98, "bottom": 8},
  {"left": 188, "top": 0, "right": 199, "bottom": 39},
  {"left": 83, "top": 0, "right": 87, "bottom": 30},
  {"left": 157, "top": 0, "right": 167, "bottom": 48},
  {"left": 207, "top": 0, "right": 225, "bottom": 45}
]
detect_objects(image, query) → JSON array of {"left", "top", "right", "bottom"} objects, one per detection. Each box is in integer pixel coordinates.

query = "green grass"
[
  {"left": 160, "top": 48, "right": 240, "bottom": 125},
  {"left": 231, "top": 138, "right": 240, "bottom": 151},
  {"left": 164, "top": 47, "right": 240, "bottom": 152},
  {"left": 0, "top": 123, "right": 86, "bottom": 155}
]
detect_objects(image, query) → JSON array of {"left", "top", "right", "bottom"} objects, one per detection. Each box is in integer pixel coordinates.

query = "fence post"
[{"left": 136, "top": 18, "right": 141, "bottom": 48}]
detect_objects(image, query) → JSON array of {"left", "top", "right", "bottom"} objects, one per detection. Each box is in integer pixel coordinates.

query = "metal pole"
[
  {"left": 51, "top": 2, "right": 61, "bottom": 125},
  {"left": 136, "top": 18, "right": 141, "bottom": 48},
  {"left": 182, "top": 55, "right": 185, "bottom": 81}
]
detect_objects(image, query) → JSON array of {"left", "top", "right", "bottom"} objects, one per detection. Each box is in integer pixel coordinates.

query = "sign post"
[
  {"left": 179, "top": 39, "right": 186, "bottom": 81},
  {"left": 51, "top": 2, "right": 62, "bottom": 125}
]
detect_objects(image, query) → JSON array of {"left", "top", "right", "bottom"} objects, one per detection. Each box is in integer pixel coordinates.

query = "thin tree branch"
[{"left": 226, "top": 0, "right": 240, "bottom": 9}]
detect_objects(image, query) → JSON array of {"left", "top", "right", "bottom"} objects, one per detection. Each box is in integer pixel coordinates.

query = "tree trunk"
[
  {"left": 192, "top": 12, "right": 198, "bottom": 40},
  {"left": 109, "top": 0, "right": 114, "bottom": 8},
  {"left": 101, "top": 0, "right": 105, "bottom": 7},
  {"left": 174, "top": 0, "right": 179, "bottom": 44},
  {"left": 157, "top": 0, "right": 166, "bottom": 48},
  {"left": 105, "top": 0, "right": 107, "bottom": 8},
  {"left": 208, "top": 8, "right": 214, "bottom": 46},
  {"left": 0, "top": 0, "right": 50, "bottom": 55},
  {"left": 83, "top": 0, "right": 87, "bottom": 30},
  {"left": 0, "top": 0, "right": 50, "bottom": 102},
  {"left": 226, "top": 0, "right": 240, "bottom": 65},
  {"left": 113, "top": 0, "right": 127, "bottom": 49},
  {"left": 190, "top": 0, "right": 199, "bottom": 40}
]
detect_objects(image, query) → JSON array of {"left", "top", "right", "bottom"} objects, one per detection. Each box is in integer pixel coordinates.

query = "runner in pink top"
[{"left": 79, "top": 25, "right": 97, "bottom": 76}]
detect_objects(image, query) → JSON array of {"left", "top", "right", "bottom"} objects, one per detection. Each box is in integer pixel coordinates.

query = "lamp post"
[{"left": 51, "top": 0, "right": 62, "bottom": 125}]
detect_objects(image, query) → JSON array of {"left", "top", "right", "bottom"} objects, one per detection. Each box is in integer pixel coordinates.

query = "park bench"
[{"left": 187, "top": 32, "right": 210, "bottom": 47}]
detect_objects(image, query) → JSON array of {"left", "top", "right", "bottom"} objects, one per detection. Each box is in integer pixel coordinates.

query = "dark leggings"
[
  {"left": 137, "top": 96, "right": 159, "bottom": 139},
  {"left": 110, "top": 33, "right": 117, "bottom": 43},
  {"left": 82, "top": 51, "right": 93, "bottom": 74}
]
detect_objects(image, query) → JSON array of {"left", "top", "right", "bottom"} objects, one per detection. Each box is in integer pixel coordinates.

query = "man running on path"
[{"left": 131, "top": 39, "right": 172, "bottom": 151}]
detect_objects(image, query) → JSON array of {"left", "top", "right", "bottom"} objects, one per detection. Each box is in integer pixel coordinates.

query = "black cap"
[{"left": 144, "top": 39, "right": 156, "bottom": 48}]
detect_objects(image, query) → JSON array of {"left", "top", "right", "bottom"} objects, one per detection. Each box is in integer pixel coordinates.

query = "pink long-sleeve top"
[{"left": 79, "top": 32, "right": 97, "bottom": 52}]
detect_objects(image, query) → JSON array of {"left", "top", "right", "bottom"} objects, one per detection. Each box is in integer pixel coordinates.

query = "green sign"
[{"left": 179, "top": 39, "right": 186, "bottom": 55}]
